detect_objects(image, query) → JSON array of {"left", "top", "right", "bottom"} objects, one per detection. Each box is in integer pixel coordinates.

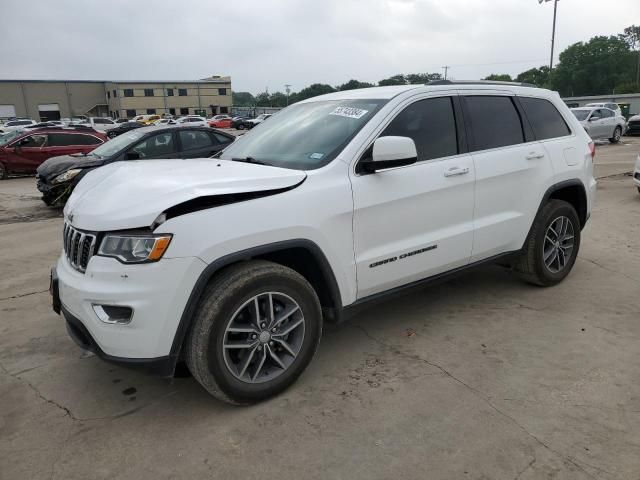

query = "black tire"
[
  {"left": 609, "top": 126, "right": 622, "bottom": 143},
  {"left": 0, "top": 162, "right": 7, "bottom": 180},
  {"left": 515, "top": 200, "right": 581, "bottom": 286},
  {"left": 107, "top": 131, "right": 117, "bottom": 139},
  {"left": 237, "top": 124, "right": 245, "bottom": 130},
  {"left": 185, "top": 260, "right": 322, "bottom": 404}
]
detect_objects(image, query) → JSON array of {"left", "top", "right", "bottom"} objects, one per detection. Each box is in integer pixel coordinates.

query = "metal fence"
[{"left": 231, "top": 106, "right": 283, "bottom": 117}]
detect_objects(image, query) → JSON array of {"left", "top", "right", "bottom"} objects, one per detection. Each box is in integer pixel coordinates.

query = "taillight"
[{"left": 588, "top": 141, "right": 595, "bottom": 162}]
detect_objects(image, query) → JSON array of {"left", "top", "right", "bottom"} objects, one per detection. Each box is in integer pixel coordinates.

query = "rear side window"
[
  {"left": 464, "top": 96, "right": 524, "bottom": 151},
  {"left": 601, "top": 109, "right": 614, "bottom": 118},
  {"left": 212, "top": 132, "right": 232, "bottom": 144},
  {"left": 380, "top": 96, "right": 458, "bottom": 161},
  {"left": 179, "top": 130, "right": 213, "bottom": 150},
  {"left": 519, "top": 97, "right": 571, "bottom": 140},
  {"left": 48, "top": 133, "right": 101, "bottom": 146}
]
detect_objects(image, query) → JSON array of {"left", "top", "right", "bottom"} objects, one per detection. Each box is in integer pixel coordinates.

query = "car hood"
[
  {"left": 37, "top": 154, "right": 106, "bottom": 180},
  {"left": 629, "top": 114, "right": 640, "bottom": 122},
  {"left": 64, "top": 158, "right": 307, "bottom": 231}
]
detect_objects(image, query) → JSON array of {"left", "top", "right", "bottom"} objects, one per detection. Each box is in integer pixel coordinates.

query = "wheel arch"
[
  {"left": 545, "top": 180, "right": 588, "bottom": 228},
  {"left": 170, "top": 239, "right": 343, "bottom": 359}
]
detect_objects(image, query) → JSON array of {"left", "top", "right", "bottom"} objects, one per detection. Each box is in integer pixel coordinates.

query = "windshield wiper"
[{"left": 231, "top": 156, "right": 272, "bottom": 166}]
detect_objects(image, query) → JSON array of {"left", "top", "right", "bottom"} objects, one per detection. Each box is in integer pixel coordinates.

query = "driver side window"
[
  {"left": 18, "top": 134, "right": 47, "bottom": 148},
  {"left": 130, "top": 132, "right": 175, "bottom": 158},
  {"left": 380, "top": 97, "right": 458, "bottom": 161}
]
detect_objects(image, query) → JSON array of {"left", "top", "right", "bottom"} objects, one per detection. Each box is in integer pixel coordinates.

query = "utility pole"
[
  {"left": 442, "top": 66, "right": 450, "bottom": 80},
  {"left": 539, "top": 0, "right": 559, "bottom": 70},
  {"left": 285, "top": 84, "right": 291, "bottom": 106}
]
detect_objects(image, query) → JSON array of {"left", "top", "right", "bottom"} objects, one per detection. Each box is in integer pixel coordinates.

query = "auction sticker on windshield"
[{"left": 329, "top": 106, "right": 369, "bottom": 119}]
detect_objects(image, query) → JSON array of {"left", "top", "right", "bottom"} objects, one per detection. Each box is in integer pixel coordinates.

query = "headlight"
[
  {"left": 97, "top": 234, "right": 172, "bottom": 263},
  {"left": 52, "top": 168, "right": 82, "bottom": 185}
]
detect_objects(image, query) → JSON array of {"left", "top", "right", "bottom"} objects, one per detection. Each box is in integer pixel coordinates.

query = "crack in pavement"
[
  {"left": 579, "top": 256, "right": 640, "bottom": 285},
  {"left": 353, "top": 324, "right": 612, "bottom": 480},
  {"left": 514, "top": 456, "right": 536, "bottom": 480},
  {"left": 0, "top": 289, "right": 49, "bottom": 302},
  {"left": 0, "top": 359, "right": 179, "bottom": 422}
]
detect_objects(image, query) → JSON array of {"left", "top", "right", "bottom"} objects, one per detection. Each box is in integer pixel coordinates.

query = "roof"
[{"left": 298, "top": 82, "right": 553, "bottom": 103}]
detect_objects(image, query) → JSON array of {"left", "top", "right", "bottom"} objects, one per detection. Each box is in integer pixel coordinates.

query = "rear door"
[
  {"left": 460, "top": 92, "right": 555, "bottom": 261},
  {"left": 351, "top": 94, "right": 476, "bottom": 298},
  {"left": 588, "top": 109, "right": 607, "bottom": 139},
  {"left": 177, "top": 129, "right": 223, "bottom": 158}
]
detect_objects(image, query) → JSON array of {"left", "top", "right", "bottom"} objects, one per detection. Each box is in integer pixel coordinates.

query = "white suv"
[{"left": 51, "top": 81, "right": 597, "bottom": 404}]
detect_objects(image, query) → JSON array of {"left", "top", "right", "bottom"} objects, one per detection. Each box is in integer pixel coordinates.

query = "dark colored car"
[
  {"left": 106, "top": 121, "right": 145, "bottom": 139},
  {"left": 231, "top": 114, "right": 252, "bottom": 129},
  {"left": 627, "top": 114, "right": 640, "bottom": 135},
  {"left": 36, "top": 126, "right": 235, "bottom": 206},
  {"left": 0, "top": 127, "right": 106, "bottom": 179}
]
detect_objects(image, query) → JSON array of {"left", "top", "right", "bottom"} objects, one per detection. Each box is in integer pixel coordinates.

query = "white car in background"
[
  {"left": 175, "top": 115, "right": 208, "bottom": 127},
  {"left": 153, "top": 118, "right": 175, "bottom": 126},
  {"left": 633, "top": 155, "right": 640, "bottom": 194},
  {"left": 585, "top": 102, "right": 622, "bottom": 117},
  {"left": 0, "top": 118, "right": 37, "bottom": 133},
  {"left": 570, "top": 107, "right": 626, "bottom": 143},
  {"left": 72, "top": 117, "right": 117, "bottom": 132}
]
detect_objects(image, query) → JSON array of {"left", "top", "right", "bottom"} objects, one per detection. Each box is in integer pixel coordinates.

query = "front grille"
[
  {"left": 63, "top": 222, "right": 97, "bottom": 273},
  {"left": 635, "top": 172, "right": 640, "bottom": 181}
]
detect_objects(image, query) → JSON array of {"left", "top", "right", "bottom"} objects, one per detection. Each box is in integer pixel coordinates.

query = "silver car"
[{"left": 571, "top": 107, "right": 626, "bottom": 143}]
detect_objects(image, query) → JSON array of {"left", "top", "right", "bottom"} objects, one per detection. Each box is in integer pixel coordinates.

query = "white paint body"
[{"left": 57, "top": 84, "right": 596, "bottom": 359}]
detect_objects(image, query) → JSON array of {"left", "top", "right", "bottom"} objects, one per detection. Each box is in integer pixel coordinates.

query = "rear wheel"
[
  {"left": 609, "top": 126, "right": 622, "bottom": 143},
  {"left": 185, "top": 260, "right": 322, "bottom": 404},
  {"left": 515, "top": 200, "right": 581, "bottom": 286}
]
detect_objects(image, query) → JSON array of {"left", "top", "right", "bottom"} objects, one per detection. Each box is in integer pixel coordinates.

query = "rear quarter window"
[{"left": 519, "top": 97, "right": 571, "bottom": 140}]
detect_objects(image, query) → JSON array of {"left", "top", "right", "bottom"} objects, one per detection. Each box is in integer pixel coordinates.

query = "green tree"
[
  {"left": 337, "top": 79, "right": 374, "bottom": 91},
  {"left": 483, "top": 73, "right": 513, "bottom": 82},
  {"left": 268, "top": 91, "right": 288, "bottom": 107},
  {"left": 293, "top": 83, "right": 336, "bottom": 101},
  {"left": 620, "top": 25, "right": 640, "bottom": 86},
  {"left": 405, "top": 73, "right": 442, "bottom": 84},
  {"left": 232, "top": 91, "right": 255, "bottom": 107},
  {"left": 549, "top": 35, "right": 635, "bottom": 96},
  {"left": 378, "top": 74, "right": 407, "bottom": 86},
  {"left": 515, "top": 66, "right": 551, "bottom": 87},
  {"left": 254, "top": 92, "right": 271, "bottom": 107}
]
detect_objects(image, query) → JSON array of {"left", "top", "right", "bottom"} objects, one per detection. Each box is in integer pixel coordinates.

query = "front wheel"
[
  {"left": 185, "top": 260, "right": 322, "bottom": 404},
  {"left": 107, "top": 131, "right": 117, "bottom": 139},
  {"left": 515, "top": 200, "right": 581, "bottom": 286},
  {"left": 0, "top": 162, "right": 7, "bottom": 180},
  {"left": 609, "top": 126, "right": 622, "bottom": 143},
  {"left": 237, "top": 124, "right": 245, "bottom": 130}
]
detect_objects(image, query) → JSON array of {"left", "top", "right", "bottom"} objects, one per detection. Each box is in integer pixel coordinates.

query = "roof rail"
[{"left": 427, "top": 80, "right": 537, "bottom": 88}]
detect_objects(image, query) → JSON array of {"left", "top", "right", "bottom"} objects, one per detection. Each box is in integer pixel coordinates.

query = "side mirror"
[
  {"left": 125, "top": 151, "right": 141, "bottom": 160},
  {"left": 358, "top": 136, "right": 418, "bottom": 174}
]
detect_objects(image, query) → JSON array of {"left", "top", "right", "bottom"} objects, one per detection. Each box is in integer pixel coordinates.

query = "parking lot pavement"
[{"left": 1, "top": 140, "right": 639, "bottom": 480}]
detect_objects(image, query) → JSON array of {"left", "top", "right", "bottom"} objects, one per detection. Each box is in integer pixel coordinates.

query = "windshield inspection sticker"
[
  {"left": 309, "top": 152, "right": 324, "bottom": 159},
  {"left": 330, "top": 106, "right": 369, "bottom": 119}
]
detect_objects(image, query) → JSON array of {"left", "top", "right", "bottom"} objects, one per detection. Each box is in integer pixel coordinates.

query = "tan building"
[{"left": 0, "top": 75, "right": 232, "bottom": 121}]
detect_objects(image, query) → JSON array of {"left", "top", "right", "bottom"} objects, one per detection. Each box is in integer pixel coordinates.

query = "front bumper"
[{"left": 53, "top": 253, "right": 207, "bottom": 371}]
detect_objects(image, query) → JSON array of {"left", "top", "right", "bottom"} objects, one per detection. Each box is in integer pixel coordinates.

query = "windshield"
[
  {"left": 0, "top": 130, "right": 23, "bottom": 145},
  {"left": 89, "top": 130, "right": 146, "bottom": 157},
  {"left": 219, "top": 99, "right": 387, "bottom": 170},
  {"left": 571, "top": 110, "right": 590, "bottom": 121}
]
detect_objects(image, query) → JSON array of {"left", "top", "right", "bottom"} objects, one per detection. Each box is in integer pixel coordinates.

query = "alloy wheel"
[
  {"left": 222, "top": 292, "right": 305, "bottom": 383},
  {"left": 543, "top": 216, "right": 575, "bottom": 273}
]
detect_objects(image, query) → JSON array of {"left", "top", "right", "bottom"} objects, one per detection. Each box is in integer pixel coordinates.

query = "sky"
[{"left": 3, "top": 0, "right": 639, "bottom": 94}]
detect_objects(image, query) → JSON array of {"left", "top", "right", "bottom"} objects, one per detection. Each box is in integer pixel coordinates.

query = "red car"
[
  {"left": 0, "top": 127, "right": 106, "bottom": 178},
  {"left": 208, "top": 117, "right": 233, "bottom": 128}
]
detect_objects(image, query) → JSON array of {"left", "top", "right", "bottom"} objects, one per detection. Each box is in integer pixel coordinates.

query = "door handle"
[
  {"left": 525, "top": 152, "right": 545, "bottom": 160},
  {"left": 444, "top": 166, "right": 469, "bottom": 177}
]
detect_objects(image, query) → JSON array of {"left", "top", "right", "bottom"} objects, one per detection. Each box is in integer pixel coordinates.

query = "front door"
[
  {"left": 350, "top": 95, "right": 475, "bottom": 299},
  {"left": 6, "top": 133, "right": 48, "bottom": 172}
]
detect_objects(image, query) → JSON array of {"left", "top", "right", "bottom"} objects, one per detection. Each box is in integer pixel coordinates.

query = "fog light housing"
[{"left": 92, "top": 304, "right": 133, "bottom": 325}]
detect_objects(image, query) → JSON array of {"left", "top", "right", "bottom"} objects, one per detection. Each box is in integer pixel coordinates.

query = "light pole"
[
  {"left": 285, "top": 84, "right": 291, "bottom": 106},
  {"left": 539, "top": 0, "right": 559, "bottom": 70}
]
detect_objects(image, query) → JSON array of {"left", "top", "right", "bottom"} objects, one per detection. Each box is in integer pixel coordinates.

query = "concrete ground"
[{"left": 1, "top": 138, "right": 639, "bottom": 480}]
